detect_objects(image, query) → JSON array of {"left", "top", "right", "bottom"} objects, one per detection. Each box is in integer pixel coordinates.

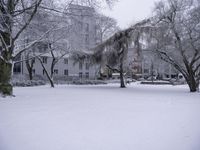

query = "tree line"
[{"left": 0, "top": 0, "right": 200, "bottom": 96}]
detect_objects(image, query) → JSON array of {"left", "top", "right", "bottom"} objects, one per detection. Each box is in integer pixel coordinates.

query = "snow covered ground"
[{"left": 0, "top": 83, "right": 200, "bottom": 150}]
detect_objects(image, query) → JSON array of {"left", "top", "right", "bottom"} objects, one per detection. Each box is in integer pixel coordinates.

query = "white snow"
[{"left": 0, "top": 83, "right": 200, "bottom": 150}]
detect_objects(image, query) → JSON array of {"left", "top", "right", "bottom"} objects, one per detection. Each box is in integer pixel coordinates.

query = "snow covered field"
[{"left": 0, "top": 83, "right": 200, "bottom": 150}]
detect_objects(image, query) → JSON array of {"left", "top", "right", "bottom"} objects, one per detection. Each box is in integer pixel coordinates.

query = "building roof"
[{"left": 32, "top": 51, "right": 70, "bottom": 58}]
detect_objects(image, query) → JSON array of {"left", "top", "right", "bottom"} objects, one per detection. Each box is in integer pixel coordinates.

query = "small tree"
[{"left": 37, "top": 46, "right": 69, "bottom": 88}]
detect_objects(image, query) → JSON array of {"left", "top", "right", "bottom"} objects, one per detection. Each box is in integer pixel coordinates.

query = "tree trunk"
[
  {"left": 43, "top": 66, "right": 54, "bottom": 88},
  {"left": 42, "top": 65, "right": 54, "bottom": 88},
  {"left": 28, "top": 68, "right": 33, "bottom": 80},
  {"left": 0, "top": 29, "right": 13, "bottom": 96},
  {"left": 37, "top": 57, "right": 54, "bottom": 88},
  {"left": 50, "top": 58, "right": 56, "bottom": 80},
  {"left": 0, "top": 59, "right": 13, "bottom": 95},
  {"left": 120, "top": 63, "right": 126, "bottom": 88},
  {"left": 186, "top": 76, "right": 199, "bottom": 92},
  {"left": 49, "top": 77, "right": 55, "bottom": 88},
  {"left": 26, "top": 60, "right": 33, "bottom": 80}
]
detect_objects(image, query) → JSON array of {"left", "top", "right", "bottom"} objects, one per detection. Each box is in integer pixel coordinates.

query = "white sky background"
[{"left": 101, "top": 0, "right": 159, "bottom": 29}]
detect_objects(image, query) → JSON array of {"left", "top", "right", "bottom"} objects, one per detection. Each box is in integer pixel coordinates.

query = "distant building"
[
  {"left": 21, "top": 49, "right": 98, "bottom": 80},
  {"left": 13, "top": 4, "right": 100, "bottom": 80},
  {"left": 127, "top": 47, "right": 178, "bottom": 79},
  {"left": 141, "top": 49, "right": 178, "bottom": 79},
  {"left": 126, "top": 47, "right": 143, "bottom": 77},
  {"left": 67, "top": 4, "right": 97, "bottom": 50}
]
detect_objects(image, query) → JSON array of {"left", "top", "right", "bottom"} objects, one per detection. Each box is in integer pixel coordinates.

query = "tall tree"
[
  {"left": 0, "top": 0, "right": 43, "bottom": 95},
  {"left": 149, "top": 0, "right": 200, "bottom": 92},
  {"left": 94, "top": 14, "right": 119, "bottom": 78},
  {"left": 72, "top": 19, "right": 152, "bottom": 88}
]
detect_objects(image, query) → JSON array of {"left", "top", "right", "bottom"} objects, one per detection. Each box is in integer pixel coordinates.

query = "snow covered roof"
[{"left": 32, "top": 51, "right": 70, "bottom": 58}]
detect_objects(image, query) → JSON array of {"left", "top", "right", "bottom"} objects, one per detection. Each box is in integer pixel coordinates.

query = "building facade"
[
  {"left": 127, "top": 47, "right": 178, "bottom": 79},
  {"left": 13, "top": 4, "right": 100, "bottom": 80},
  {"left": 21, "top": 51, "right": 98, "bottom": 80}
]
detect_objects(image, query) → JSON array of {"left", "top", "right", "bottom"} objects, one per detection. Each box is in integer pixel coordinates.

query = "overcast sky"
[{"left": 101, "top": 0, "right": 159, "bottom": 29}]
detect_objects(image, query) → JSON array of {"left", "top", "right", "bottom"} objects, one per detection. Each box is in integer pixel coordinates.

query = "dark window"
[
  {"left": 43, "top": 69, "right": 45, "bottom": 75},
  {"left": 32, "top": 69, "right": 35, "bottom": 74},
  {"left": 85, "top": 72, "right": 89, "bottom": 79},
  {"left": 85, "top": 23, "right": 89, "bottom": 32},
  {"left": 42, "top": 57, "right": 47, "bottom": 64},
  {"left": 64, "top": 58, "right": 68, "bottom": 64},
  {"left": 85, "top": 63, "right": 89, "bottom": 70},
  {"left": 144, "top": 69, "right": 149, "bottom": 73},
  {"left": 85, "top": 34, "right": 89, "bottom": 45},
  {"left": 38, "top": 43, "right": 48, "bottom": 53},
  {"left": 64, "top": 70, "right": 68, "bottom": 76},
  {"left": 79, "top": 72, "right": 83, "bottom": 78},
  {"left": 54, "top": 69, "right": 58, "bottom": 74},
  {"left": 79, "top": 62, "right": 83, "bottom": 70},
  {"left": 32, "top": 58, "right": 35, "bottom": 64},
  {"left": 13, "top": 63, "right": 21, "bottom": 73}
]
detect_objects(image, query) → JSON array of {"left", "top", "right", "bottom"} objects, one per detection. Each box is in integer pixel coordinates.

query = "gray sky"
[{"left": 101, "top": 0, "right": 158, "bottom": 29}]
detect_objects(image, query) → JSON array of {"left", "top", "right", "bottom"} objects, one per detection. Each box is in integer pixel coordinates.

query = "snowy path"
[{"left": 0, "top": 83, "right": 200, "bottom": 150}]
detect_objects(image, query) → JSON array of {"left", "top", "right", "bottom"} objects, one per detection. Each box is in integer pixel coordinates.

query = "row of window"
[
  {"left": 42, "top": 57, "right": 68, "bottom": 64},
  {"left": 32, "top": 69, "right": 89, "bottom": 78},
  {"left": 79, "top": 72, "right": 89, "bottom": 78},
  {"left": 79, "top": 62, "right": 89, "bottom": 70},
  {"left": 41, "top": 57, "right": 89, "bottom": 70}
]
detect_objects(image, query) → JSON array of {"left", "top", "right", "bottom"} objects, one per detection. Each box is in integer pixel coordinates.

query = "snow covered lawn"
[{"left": 0, "top": 83, "right": 200, "bottom": 150}]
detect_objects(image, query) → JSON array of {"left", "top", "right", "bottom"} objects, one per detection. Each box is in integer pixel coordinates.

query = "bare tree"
[
  {"left": 95, "top": 14, "right": 119, "bottom": 43},
  {"left": 22, "top": 1, "right": 66, "bottom": 81},
  {"left": 0, "top": 0, "right": 115, "bottom": 96},
  {"left": 36, "top": 45, "right": 69, "bottom": 88},
  {"left": 36, "top": 55, "right": 55, "bottom": 87},
  {"left": 0, "top": 0, "right": 43, "bottom": 95},
  {"left": 93, "top": 14, "right": 119, "bottom": 78},
  {"left": 149, "top": 0, "right": 200, "bottom": 92},
  {"left": 72, "top": 19, "right": 152, "bottom": 88}
]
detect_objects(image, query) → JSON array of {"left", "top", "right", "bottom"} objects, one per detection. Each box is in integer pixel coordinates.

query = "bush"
[
  {"left": 12, "top": 80, "right": 46, "bottom": 87},
  {"left": 71, "top": 80, "right": 107, "bottom": 85}
]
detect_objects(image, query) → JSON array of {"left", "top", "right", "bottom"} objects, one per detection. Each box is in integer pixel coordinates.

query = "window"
[
  {"left": 32, "top": 69, "right": 35, "bottom": 74},
  {"left": 85, "top": 63, "right": 89, "bottom": 70},
  {"left": 32, "top": 58, "right": 35, "bottom": 64},
  {"left": 64, "top": 70, "right": 68, "bottom": 76},
  {"left": 85, "top": 34, "right": 89, "bottom": 45},
  {"left": 79, "top": 72, "right": 83, "bottom": 78},
  {"left": 79, "top": 62, "right": 83, "bottom": 70},
  {"left": 38, "top": 44, "right": 48, "bottom": 53},
  {"left": 43, "top": 69, "right": 45, "bottom": 75},
  {"left": 85, "top": 23, "right": 89, "bottom": 32},
  {"left": 144, "top": 69, "right": 149, "bottom": 74},
  {"left": 85, "top": 72, "right": 89, "bottom": 79},
  {"left": 42, "top": 57, "right": 47, "bottom": 64},
  {"left": 64, "top": 58, "right": 68, "bottom": 64},
  {"left": 13, "top": 63, "right": 21, "bottom": 74},
  {"left": 54, "top": 69, "right": 58, "bottom": 75}
]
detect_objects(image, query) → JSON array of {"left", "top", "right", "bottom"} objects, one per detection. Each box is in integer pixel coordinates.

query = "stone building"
[{"left": 13, "top": 4, "right": 100, "bottom": 80}]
